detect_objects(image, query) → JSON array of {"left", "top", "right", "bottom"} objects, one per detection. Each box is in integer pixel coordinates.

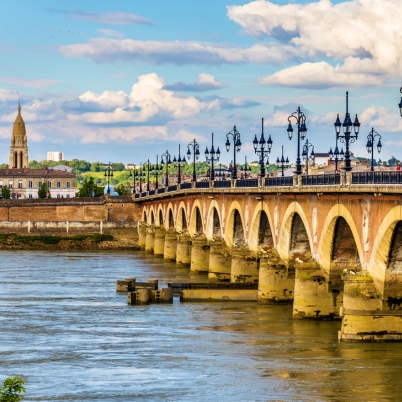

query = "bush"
[{"left": 0, "top": 376, "right": 26, "bottom": 402}]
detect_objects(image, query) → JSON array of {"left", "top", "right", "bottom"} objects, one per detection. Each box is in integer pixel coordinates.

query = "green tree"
[
  {"left": 114, "top": 184, "right": 131, "bottom": 196},
  {"left": 79, "top": 177, "right": 97, "bottom": 197},
  {"left": 114, "top": 162, "right": 125, "bottom": 171},
  {"left": 38, "top": 182, "right": 50, "bottom": 198},
  {"left": 0, "top": 376, "right": 26, "bottom": 402},
  {"left": 1, "top": 185, "right": 10, "bottom": 200},
  {"left": 90, "top": 162, "right": 103, "bottom": 172},
  {"left": 0, "top": 164, "right": 8, "bottom": 169}
]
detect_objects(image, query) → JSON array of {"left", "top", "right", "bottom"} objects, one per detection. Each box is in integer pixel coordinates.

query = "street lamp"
[
  {"left": 328, "top": 143, "right": 344, "bottom": 172},
  {"left": 398, "top": 87, "right": 402, "bottom": 117},
  {"left": 150, "top": 156, "right": 162, "bottom": 190},
  {"left": 173, "top": 145, "right": 186, "bottom": 184},
  {"left": 138, "top": 166, "right": 146, "bottom": 194},
  {"left": 301, "top": 139, "right": 315, "bottom": 175},
  {"left": 253, "top": 117, "right": 273, "bottom": 177},
  {"left": 287, "top": 107, "right": 307, "bottom": 175},
  {"left": 239, "top": 156, "right": 252, "bottom": 179},
  {"left": 187, "top": 139, "right": 200, "bottom": 182},
  {"left": 276, "top": 145, "right": 290, "bottom": 177},
  {"left": 205, "top": 133, "right": 220, "bottom": 181},
  {"left": 142, "top": 159, "right": 151, "bottom": 192},
  {"left": 225, "top": 125, "right": 241, "bottom": 179},
  {"left": 366, "top": 127, "right": 382, "bottom": 172},
  {"left": 160, "top": 150, "right": 172, "bottom": 187},
  {"left": 128, "top": 164, "right": 136, "bottom": 193},
  {"left": 334, "top": 91, "right": 360, "bottom": 171},
  {"left": 104, "top": 162, "right": 113, "bottom": 194}
]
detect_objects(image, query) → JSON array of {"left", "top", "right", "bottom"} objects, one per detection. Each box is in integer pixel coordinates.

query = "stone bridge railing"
[{"left": 134, "top": 171, "right": 402, "bottom": 200}]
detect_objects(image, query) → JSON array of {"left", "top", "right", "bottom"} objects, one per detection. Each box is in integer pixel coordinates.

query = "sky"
[{"left": 0, "top": 0, "right": 401, "bottom": 165}]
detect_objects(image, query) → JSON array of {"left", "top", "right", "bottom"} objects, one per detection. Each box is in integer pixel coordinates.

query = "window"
[
  {"left": 8, "top": 180, "right": 12, "bottom": 188},
  {"left": 18, "top": 181, "right": 22, "bottom": 189},
  {"left": 28, "top": 181, "right": 33, "bottom": 189},
  {"left": 57, "top": 181, "right": 61, "bottom": 189},
  {"left": 48, "top": 181, "right": 52, "bottom": 189},
  {"left": 57, "top": 194, "right": 60, "bottom": 198},
  {"left": 66, "top": 182, "right": 71, "bottom": 189},
  {"left": 0, "top": 180, "right": 3, "bottom": 189},
  {"left": 38, "top": 181, "right": 42, "bottom": 188},
  {"left": 28, "top": 194, "right": 33, "bottom": 199},
  {"left": 66, "top": 194, "right": 70, "bottom": 198}
]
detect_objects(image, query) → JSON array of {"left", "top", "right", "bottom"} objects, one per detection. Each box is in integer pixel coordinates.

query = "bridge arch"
[
  {"left": 317, "top": 204, "right": 363, "bottom": 273},
  {"left": 205, "top": 200, "right": 223, "bottom": 240},
  {"left": 370, "top": 206, "right": 402, "bottom": 299},
  {"left": 157, "top": 204, "right": 164, "bottom": 226},
  {"left": 150, "top": 208, "right": 155, "bottom": 225},
  {"left": 176, "top": 201, "right": 188, "bottom": 232},
  {"left": 225, "top": 201, "right": 246, "bottom": 248},
  {"left": 248, "top": 202, "right": 275, "bottom": 253},
  {"left": 166, "top": 202, "right": 175, "bottom": 229},
  {"left": 277, "top": 202, "right": 313, "bottom": 262},
  {"left": 189, "top": 200, "right": 204, "bottom": 235}
]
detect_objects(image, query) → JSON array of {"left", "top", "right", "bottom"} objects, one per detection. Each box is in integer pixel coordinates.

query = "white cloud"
[
  {"left": 165, "top": 73, "right": 226, "bottom": 92},
  {"left": 0, "top": 89, "right": 22, "bottom": 103},
  {"left": 60, "top": 38, "right": 299, "bottom": 65},
  {"left": 0, "top": 77, "right": 61, "bottom": 89},
  {"left": 97, "top": 29, "right": 124, "bottom": 39},
  {"left": 228, "top": 0, "right": 402, "bottom": 87},
  {"left": 68, "top": 11, "right": 152, "bottom": 26},
  {"left": 258, "top": 58, "right": 386, "bottom": 89}
]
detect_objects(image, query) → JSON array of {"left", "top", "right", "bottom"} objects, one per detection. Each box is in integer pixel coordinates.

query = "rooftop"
[{"left": 0, "top": 168, "right": 75, "bottom": 178}]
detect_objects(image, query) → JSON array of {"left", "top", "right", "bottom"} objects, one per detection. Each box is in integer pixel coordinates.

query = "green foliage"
[
  {"left": 114, "top": 162, "right": 125, "bottom": 171},
  {"left": 79, "top": 177, "right": 97, "bottom": 197},
  {"left": 0, "top": 233, "right": 114, "bottom": 246},
  {"left": 90, "top": 162, "right": 104, "bottom": 172},
  {"left": 0, "top": 163, "right": 8, "bottom": 169},
  {"left": 0, "top": 376, "right": 26, "bottom": 402},
  {"left": 38, "top": 182, "right": 50, "bottom": 198},
  {"left": 2, "top": 185, "right": 10, "bottom": 200},
  {"left": 114, "top": 184, "right": 132, "bottom": 196},
  {"left": 90, "top": 234, "right": 114, "bottom": 242}
]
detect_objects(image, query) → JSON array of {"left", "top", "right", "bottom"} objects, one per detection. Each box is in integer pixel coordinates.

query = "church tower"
[{"left": 9, "top": 104, "right": 28, "bottom": 168}]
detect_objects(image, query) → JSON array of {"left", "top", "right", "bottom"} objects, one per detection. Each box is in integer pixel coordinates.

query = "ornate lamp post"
[
  {"left": 150, "top": 156, "right": 162, "bottom": 190},
  {"left": 173, "top": 145, "right": 186, "bottom": 184},
  {"left": 334, "top": 91, "right": 360, "bottom": 171},
  {"left": 366, "top": 127, "right": 382, "bottom": 172},
  {"left": 328, "top": 143, "right": 344, "bottom": 172},
  {"left": 239, "top": 156, "right": 252, "bottom": 178},
  {"left": 301, "top": 139, "right": 315, "bottom": 175},
  {"left": 104, "top": 162, "right": 113, "bottom": 194},
  {"left": 398, "top": 87, "right": 402, "bottom": 117},
  {"left": 187, "top": 139, "right": 200, "bottom": 182},
  {"left": 160, "top": 150, "right": 172, "bottom": 187},
  {"left": 287, "top": 107, "right": 307, "bottom": 175},
  {"left": 276, "top": 145, "right": 290, "bottom": 177},
  {"left": 205, "top": 133, "right": 220, "bottom": 181},
  {"left": 129, "top": 164, "right": 136, "bottom": 193},
  {"left": 225, "top": 125, "right": 242, "bottom": 179},
  {"left": 253, "top": 118, "right": 273, "bottom": 177},
  {"left": 142, "top": 159, "right": 151, "bottom": 192},
  {"left": 138, "top": 166, "right": 146, "bottom": 194}
]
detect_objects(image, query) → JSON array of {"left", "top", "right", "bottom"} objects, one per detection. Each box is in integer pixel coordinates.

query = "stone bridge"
[{"left": 135, "top": 171, "right": 402, "bottom": 341}]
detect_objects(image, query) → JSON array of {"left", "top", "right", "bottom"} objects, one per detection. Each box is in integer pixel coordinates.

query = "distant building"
[
  {"left": 314, "top": 153, "right": 330, "bottom": 166},
  {"left": 125, "top": 163, "right": 136, "bottom": 170},
  {"left": 47, "top": 151, "right": 64, "bottom": 162},
  {"left": 0, "top": 106, "right": 76, "bottom": 199},
  {"left": 50, "top": 164, "right": 73, "bottom": 173}
]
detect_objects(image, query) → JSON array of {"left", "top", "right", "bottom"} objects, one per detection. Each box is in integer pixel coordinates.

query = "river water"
[{"left": 1, "top": 251, "right": 402, "bottom": 401}]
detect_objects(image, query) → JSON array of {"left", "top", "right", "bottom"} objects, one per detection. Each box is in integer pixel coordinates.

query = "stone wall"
[{"left": 0, "top": 196, "right": 140, "bottom": 223}]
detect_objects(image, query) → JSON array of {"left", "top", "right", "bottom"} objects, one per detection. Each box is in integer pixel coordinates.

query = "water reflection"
[{"left": 0, "top": 250, "right": 401, "bottom": 401}]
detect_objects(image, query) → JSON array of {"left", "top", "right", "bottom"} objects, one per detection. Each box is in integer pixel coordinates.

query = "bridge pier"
[
  {"left": 164, "top": 232, "right": 177, "bottom": 260},
  {"left": 153, "top": 228, "right": 166, "bottom": 256},
  {"left": 208, "top": 238, "right": 231, "bottom": 281},
  {"left": 231, "top": 247, "right": 258, "bottom": 283},
  {"left": 138, "top": 224, "right": 147, "bottom": 250},
  {"left": 258, "top": 251, "right": 294, "bottom": 304},
  {"left": 293, "top": 262, "right": 340, "bottom": 319},
  {"left": 145, "top": 227, "right": 155, "bottom": 252},
  {"left": 190, "top": 235, "right": 210, "bottom": 273},
  {"left": 176, "top": 234, "right": 191, "bottom": 265}
]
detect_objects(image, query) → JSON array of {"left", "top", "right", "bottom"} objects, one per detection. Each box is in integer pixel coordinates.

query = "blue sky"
[{"left": 0, "top": 0, "right": 401, "bottom": 165}]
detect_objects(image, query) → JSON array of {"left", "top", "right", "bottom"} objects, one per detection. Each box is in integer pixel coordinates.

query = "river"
[{"left": 0, "top": 250, "right": 401, "bottom": 401}]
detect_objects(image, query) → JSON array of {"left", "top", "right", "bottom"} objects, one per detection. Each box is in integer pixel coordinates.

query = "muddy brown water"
[{"left": 1, "top": 250, "right": 402, "bottom": 401}]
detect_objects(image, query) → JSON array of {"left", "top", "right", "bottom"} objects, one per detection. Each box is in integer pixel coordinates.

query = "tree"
[
  {"left": 38, "top": 182, "right": 50, "bottom": 198},
  {"left": 79, "top": 177, "right": 97, "bottom": 197},
  {"left": 114, "top": 162, "right": 125, "bottom": 171},
  {"left": 114, "top": 184, "right": 131, "bottom": 196},
  {"left": 90, "top": 162, "right": 103, "bottom": 172},
  {"left": 0, "top": 376, "right": 26, "bottom": 402},
  {"left": 1, "top": 185, "right": 10, "bottom": 200}
]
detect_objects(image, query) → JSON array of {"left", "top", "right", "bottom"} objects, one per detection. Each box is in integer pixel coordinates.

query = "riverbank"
[{"left": 0, "top": 233, "right": 139, "bottom": 250}]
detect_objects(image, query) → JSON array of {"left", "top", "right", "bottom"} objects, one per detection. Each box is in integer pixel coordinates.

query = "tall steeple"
[{"left": 9, "top": 103, "right": 29, "bottom": 168}]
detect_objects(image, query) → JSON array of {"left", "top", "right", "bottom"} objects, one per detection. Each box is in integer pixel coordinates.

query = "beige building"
[{"left": 0, "top": 106, "right": 76, "bottom": 199}]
